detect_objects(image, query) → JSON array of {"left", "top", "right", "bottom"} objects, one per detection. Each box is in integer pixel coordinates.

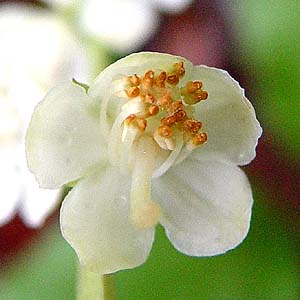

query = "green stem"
[{"left": 77, "top": 265, "right": 117, "bottom": 300}]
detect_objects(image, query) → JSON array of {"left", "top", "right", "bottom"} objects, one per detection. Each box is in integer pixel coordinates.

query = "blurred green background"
[{"left": 0, "top": 0, "right": 299, "bottom": 299}]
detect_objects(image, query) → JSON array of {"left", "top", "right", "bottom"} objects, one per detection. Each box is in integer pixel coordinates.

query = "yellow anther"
[
  {"left": 142, "top": 93, "right": 155, "bottom": 104},
  {"left": 124, "top": 114, "right": 137, "bottom": 125},
  {"left": 184, "top": 81, "right": 203, "bottom": 94},
  {"left": 142, "top": 70, "right": 154, "bottom": 88},
  {"left": 148, "top": 105, "right": 159, "bottom": 116},
  {"left": 183, "top": 119, "right": 202, "bottom": 134},
  {"left": 161, "top": 115, "right": 177, "bottom": 126},
  {"left": 173, "top": 61, "right": 185, "bottom": 78},
  {"left": 126, "top": 86, "right": 140, "bottom": 98},
  {"left": 158, "top": 125, "right": 173, "bottom": 138},
  {"left": 167, "top": 74, "right": 179, "bottom": 85},
  {"left": 128, "top": 74, "right": 140, "bottom": 86},
  {"left": 195, "top": 90, "right": 208, "bottom": 101},
  {"left": 174, "top": 108, "right": 186, "bottom": 122},
  {"left": 137, "top": 118, "right": 147, "bottom": 132},
  {"left": 155, "top": 71, "right": 167, "bottom": 88},
  {"left": 192, "top": 132, "right": 207, "bottom": 145},
  {"left": 157, "top": 92, "right": 172, "bottom": 107},
  {"left": 169, "top": 100, "right": 183, "bottom": 113}
]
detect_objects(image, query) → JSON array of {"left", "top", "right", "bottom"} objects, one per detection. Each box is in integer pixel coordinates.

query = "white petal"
[
  {"left": 190, "top": 66, "right": 262, "bottom": 165},
  {"left": 88, "top": 52, "right": 193, "bottom": 98},
  {"left": 60, "top": 166, "right": 154, "bottom": 274},
  {"left": 26, "top": 81, "right": 105, "bottom": 189},
  {"left": 153, "top": 158, "right": 253, "bottom": 256}
]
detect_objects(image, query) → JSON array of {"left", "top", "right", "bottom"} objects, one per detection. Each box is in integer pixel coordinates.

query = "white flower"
[
  {"left": 0, "top": 5, "right": 89, "bottom": 227},
  {"left": 46, "top": 0, "right": 193, "bottom": 52},
  {"left": 26, "top": 52, "right": 262, "bottom": 273}
]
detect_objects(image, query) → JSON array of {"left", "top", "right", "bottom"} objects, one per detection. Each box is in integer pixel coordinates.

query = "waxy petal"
[
  {"left": 153, "top": 158, "right": 253, "bottom": 256},
  {"left": 26, "top": 82, "right": 105, "bottom": 189},
  {"left": 190, "top": 66, "right": 262, "bottom": 165},
  {"left": 88, "top": 52, "right": 193, "bottom": 98},
  {"left": 61, "top": 166, "right": 155, "bottom": 274}
]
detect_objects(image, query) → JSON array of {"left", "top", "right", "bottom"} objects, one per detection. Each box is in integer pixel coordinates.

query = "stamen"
[
  {"left": 173, "top": 62, "right": 185, "bottom": 78},
  {"left": 167, "top": 74, "right": 179, "bottom": 85},
  {"left": 128, "top": 74, "right": 140, "bottom": 86},
  {"left": 142, "top": 70, "right": 154, "bottom": 88},
  {"left": 125, "top": 86, "right": 140, "bottom": 98},
  {"left": 153, "top": 135, "right": 183, "bottom": 178},
  {"left": 147, "top": 105, "right": 159, "bottom": 116},
  {"left": 155, "top": 71, "right": 167, "bottom": 88},
  {"left": 130, "top": 135, "right": 161, "bottom": 229},
  {"left": 157, "top": 92, "right": 171, "bottom": 107},
  {"left": 158, "top": 125, "right": 173, "bottom": 138}
]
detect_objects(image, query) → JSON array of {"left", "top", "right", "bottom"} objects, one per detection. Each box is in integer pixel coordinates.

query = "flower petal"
[
  {"left": 190, "top": 66, "right": 262, "bottom": 165},
  {"left": 26, "top": 81, "right": 105, "bottom": 189},
  {"left": 153, "top": 158, "right": 253, "bottom": 256},
  {"left": 60, "top": 166, "right": 155, "bottom": 274},
  {"left": 88, "top": 52, "right": 193, "bottom": 98}
]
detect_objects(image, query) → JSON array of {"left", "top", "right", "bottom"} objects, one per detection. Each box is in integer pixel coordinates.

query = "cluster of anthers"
[
  {"left": 108, "top": 62, "right": 209, "bottom": 174},
  {"left": 103, "top": 62, "right": 210, "bottom": 228}
]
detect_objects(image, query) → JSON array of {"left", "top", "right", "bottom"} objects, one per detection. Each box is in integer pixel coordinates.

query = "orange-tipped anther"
[
  {"left": 158, "top": 125, "right": 173, "bottom": 138},
  {"left": 169, "top": 100, "right": 183, "bottom": 113},
  {"left": 143, "top": 93, "right": 155, "bottom": 104},
  {"left": 142, "top": 70, "right": 154, "bottom": 88},
  {"left": 137, "top": 118, "right": 147, "bottom": 132},
  {"left": 124, "top": 114, "right": 136, "bottom": 125},
  {"left": 155, "top": 71, "right": 167, "bottom": 88},
  {"left": 167, "top": 74, "right": 179, "bottom": 85},
  {"left": 184, "top": 119, "right": 202, "bottom": 134},
  {"left": 148, "top": 105, "right": 159, "bottom": 116},
  {"left": 174, "top": 108, "right": 186, "bottom": 121},
  {"left": 128, "top": 74, "right": 140, "bottom": 86},
  {"left": 195, "top": 90, "right": 208, "bottom": 101},
  {"left": 161, "top": 115, "right": 177, "bottom": 126},
  {"left": 192, "top": 132, "right": 207, "bottom": 145},
  {"left": 186, "top": 81, "right": 203, "bottom": 93},
  {"left": 174, "top": 62, "right": 185, "bottom": 78},
  {"left": 126, "top": 86, "right": 140, "bottom": 98},
  {"left": 158, "top": 92, "right": 172, "bottom": 107}
]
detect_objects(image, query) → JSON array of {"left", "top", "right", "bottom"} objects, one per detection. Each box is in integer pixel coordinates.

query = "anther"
[
  {"left": 192, "top": 132, "right": 208, "bottom": 145},
  {"left": 143, "top": 93, "right": 155, "bottom": 104},
  {"left": 128, "top": 74, "right": 140, "bottom": 86},
  {"left": 161, "top": 115, "right": 177, "bottom": 126},
  {"left": 158, "top": 125, "right": 173, "bottom": 138},
  {"left": 126, "top": 86, "right": 140, "bottom": 98},
  {"left": 157, "top": 92, "right": 172, "bottom": 107},
  {"left": 124, "top": 114, "right": 136, "bottom": 125},
  {"left": 195, "top": 90, "right": 208, "bottom": 101},
  {"left": 169, "top": 100, "right": 183, "bottom": 113},
  {"left": 184, "top": 81, "right": 203, "bottom": 94},
  {"left": 148, "top": 105, "right": 159, "bottom": 116},
  {"left": 174, "top": 108, "right": 186, "bottom": 122},
  {"left": 173, "top": 62, "right": 185, "bottom": 78},
  {"left": 155, "top": 71, "right": 167, "bottom": 88},
  {"left": 167, "top": 74, "right": 179, "bottom": 85},
  {"left": 137, "top": 118, "right": 147, "bottom": 132},
  {"left": 142, "top": 70, "right": 154, "bottom": 88},
  {"left": 183, "top": 119, "right": 202, "bottom": 134}
]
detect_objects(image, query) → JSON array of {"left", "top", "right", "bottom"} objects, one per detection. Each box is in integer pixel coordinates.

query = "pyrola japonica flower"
[{"left": 26, "top": 52, "right": 262, "bottom": 273}]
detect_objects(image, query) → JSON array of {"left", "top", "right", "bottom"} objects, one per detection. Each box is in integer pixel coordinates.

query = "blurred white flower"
[
  {"left": 45, "top": 0, "right": 193, "bottom": 52},
  {"left": 26, "top": 52, "right": 262, "bottom": 273},
  {"left": 0, "top": 5, "right": 89, "bottom": 227}
]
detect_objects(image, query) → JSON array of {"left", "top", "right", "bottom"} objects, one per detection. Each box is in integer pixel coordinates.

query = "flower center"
[{"left": 103, "top": 61, "right": 208, "bottom": 228}]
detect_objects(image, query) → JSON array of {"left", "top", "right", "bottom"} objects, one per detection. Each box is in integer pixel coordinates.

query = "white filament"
[{"left": 152, "top": 135, "right": 183, "bottom": 178}]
